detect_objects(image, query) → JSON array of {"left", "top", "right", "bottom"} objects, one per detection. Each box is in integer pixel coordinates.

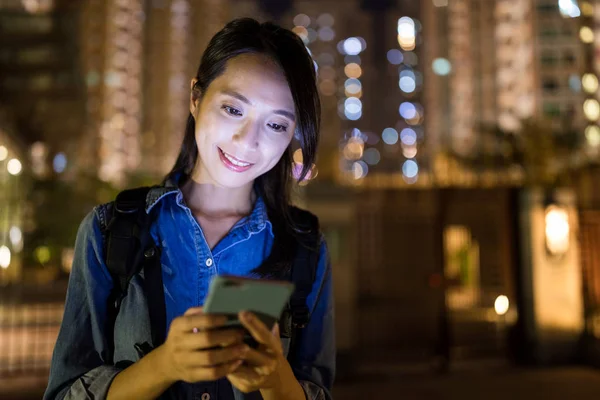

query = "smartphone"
[{"left": 203, "top": 275, "right": 294, "bottom": 347}]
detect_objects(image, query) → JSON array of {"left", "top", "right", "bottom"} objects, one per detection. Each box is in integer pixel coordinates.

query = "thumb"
[
  {"left": 184, "top": 306, "right": 203, "bottom": 316},
  {"left": 272, "top": 322, "right": 280, "bottom": 337}
]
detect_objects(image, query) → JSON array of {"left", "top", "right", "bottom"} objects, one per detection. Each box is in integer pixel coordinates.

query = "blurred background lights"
[
  {"left": 317, "top": 13, "right": 334, "bottom": 27},
  {"left": 558, "top": 0, "right": 581, "bottom": 18},
  {"left": 10, "top": 226, "right": 22, "bottom": 247},
  {"left": 494, "top": 295, "right": 510, "bottom": 316},
  {"left": 397, "top": 17, "right": 416, "bottom": 51},
  {"left": 399, "top": 69, "right": 417, "bottom": 93},
  {"left": 569, "top": 74, "right": 582, "bottom": 92},
  {"left": 344, "top": 54, "right": 361, "bottom": 65},
  {"left": 387, "top": 49, "right": 403, "bottom": 65},
  {"left": 318, "top": 27, "right": 335, "bottom": 41},
  {"left": 0, "top": 246, "right": 10, "bottom": 269},
  {"left": 432, "top": 58, "right": 452, "bottom": 76},
  {"left": 317, "top": 53, "right": 334, "bottom": 66},
  {"left": 343, "top": 137, "right": 365, "bottom": 160},
  {"left": 343, "top": 37, "right": 363, "bottom": 55},
  {"left": 402, "top": 145, "right": 418, "bottom": 159},
  {"left": 293, "top": 13, "right": 310, "bottom": 27},
  {"left": 53, "top": 152, "right": 67, "bottom": 173},
  {"left": 400, "top": 128, "right": 417, "bottom": 145},
  {"left": 7, "top": 158, "right": 22, "bottom": 175},
  {"left": 382, "top": 127, "right": 399, "bottom": 145},
  {"left": 403, "top": 52, "right": 418, "bottom": 66},
  {"left": 399, "top": 102, "right": 417, "bottom": 119},
  {"left": 352, "top": 160, "right": 368, "bottom": 180},
  {"left": 0, "top": 145, "right": 7, "bottom": 161},
  {"left": 582, "top": 73, "right": 598, "bottom": 93},
  {"left": 433, "top": 0, "right": 449, "bottom": 6},
  {"left": 402, "top": 159, "right": 419, "bottom": 178},
  {"left": 345, "top": 97, "right": 362, "bottom": 114},
  {"left": 292, "top": 26, "right": 308, "bottom": 41},
  {"left": 585, "top": 125, "right": 600, "bottom": 146},
  {"left": 345, "top": 78, "right": 362, "bottom": 94},
  {"left": 584, "top": 99, "right": 600, "bottom": 121},
  {"left": 363, "top": 148, "right": 381, "bottom": 165},
  {"left": 580, "top": 26, "right": 594, "bottom": 43},
  {"left": 344, "top": 63, "right": 362, "bottom": 78}
]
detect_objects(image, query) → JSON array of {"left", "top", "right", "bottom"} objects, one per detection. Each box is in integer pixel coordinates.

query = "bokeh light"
[
  {"left": 293, "top": 14, "right": 311, "bottom": 27},
  {"left": 318, "top": 27, "right": 335, "bottom": 41},
  {"left": 580, "top": 26, "right": 594, "bottom": 43},
  {"left": 317, "top": 13, "right": 334, "bottom": 27},
  {"left": 7, "top": 158, "right": 22, "bottom": 175},
  {"left": 0, "top": 246, "right": 10, "bottom": 269},
  {"left": 403, "top": 51, "right": 419, "bottom": 66},
  {"left": 0, "top": 145, "right": 7, "bottom": 161},
  {"left": 292, "top": 26, "right": 308, "bottom": 41},
  {"left": 569, "top": 74, "right": 581, "bottom": 92},
  {"left": 344, "top": 63, "right": 362, "bottom": 78},
  {"left": 343, "top": 37, "right": 363, "bottom": 55},
  {"left": 397, "top": 17, "right": 416, "bottom": 51},
  {"left": 585, "top": 125, "right": 600, "bottom": 146},
  {"left": 432, "top": 58, "right": 452, "bottom": 75},
  {"left": 53, "top": 152, "right": 67, "bottom": 173},
  {"left": 400, "top": 128, "right": 417, "bottom": 145},
  {"left": 319, "top": 80, "right": 336, "bottom": 96},
  {"left": 363, "top": 148, "right": 381, "bottom": 165},
  {"left": 558, "top": 0, "right": 581, "bottom": 18},
  {"left": 352, "top": 160, "right": 368, "bottom": 180},
  {"left": 387, "top": 49, "right": 403, "bottom": 65},
  {"left": 402, "top": 159, "right": 419, "bottom": 178},
  {"left": 399, "top": 102, "right": 417, "bottom": 119},
  {"left": 582, "top": 73, "right": 599, "bottom": 93},
  {"left": 402, "top": 145, "right": 418, "bottom": 158},
  {"left": 584, "top": 99, "right": 600, "bottom": 121},
  {"left": 343, "top": 137, "right": 365, "bottom": 160},
  {"left": 382, "top": 127, "right": 399, "bottom": 145}
]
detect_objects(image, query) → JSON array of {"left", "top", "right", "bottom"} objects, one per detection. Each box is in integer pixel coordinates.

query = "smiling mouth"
[{"left": 218, "top": 147, "right": 255, "bottom": 172}]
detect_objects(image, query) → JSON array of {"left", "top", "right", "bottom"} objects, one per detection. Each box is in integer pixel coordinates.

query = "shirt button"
[
  {"left": 205, "top": 258, "right": 213, "bottom": 267},
  {"left": 201, "top": 393, "right": 210, "bottom": 400}
]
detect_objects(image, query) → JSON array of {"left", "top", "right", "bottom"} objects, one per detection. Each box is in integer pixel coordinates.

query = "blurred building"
[{"left": 424, "top": 0, "right": 588, "bottom": 186}]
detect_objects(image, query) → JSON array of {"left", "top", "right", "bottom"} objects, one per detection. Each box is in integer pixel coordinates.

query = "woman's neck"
[{"left": 180, "top": 176, "right": 256, "bottom": 218}]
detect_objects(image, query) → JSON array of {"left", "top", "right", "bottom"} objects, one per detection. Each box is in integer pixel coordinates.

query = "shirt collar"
[{"left": 145, "top": 174, "right": 273, "bottom": 237}]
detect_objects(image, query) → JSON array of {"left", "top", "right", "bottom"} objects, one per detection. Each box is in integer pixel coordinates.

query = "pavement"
[{"left": 1, "top": 366, "right": 599, "bottom": 399}]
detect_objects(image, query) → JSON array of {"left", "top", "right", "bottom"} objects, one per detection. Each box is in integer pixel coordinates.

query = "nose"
[{"left": 232, "top": 120, "right": 260, "bottom": 150}]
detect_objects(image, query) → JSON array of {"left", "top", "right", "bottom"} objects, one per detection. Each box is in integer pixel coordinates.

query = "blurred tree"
[{"left": 450, "top": 119, "right": 582, "bottom": 187}]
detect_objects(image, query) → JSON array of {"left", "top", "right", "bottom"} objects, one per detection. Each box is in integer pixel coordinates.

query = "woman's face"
[{"left": 190, "top": 53, "right": 296, "bottom": 189}]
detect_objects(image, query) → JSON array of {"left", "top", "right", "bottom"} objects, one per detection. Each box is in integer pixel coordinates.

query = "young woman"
[{"left": 44, "top": 18, "right": 334, "bottom": 400}]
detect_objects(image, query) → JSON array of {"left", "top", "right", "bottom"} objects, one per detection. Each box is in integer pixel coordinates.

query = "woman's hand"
[
  {"left": 158, "top": 307, "right": 249, "bottom": 384},
  {"left": 227, "top": 311, "right": 303, "bottom": 399}
]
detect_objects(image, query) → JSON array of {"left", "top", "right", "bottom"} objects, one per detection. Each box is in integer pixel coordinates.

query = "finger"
[
  {"left": 187, "top": 344, "right": 249, "bottom": 367},
  {"left": 240, "top": 347, "right": 277, "bottom": 371},
  {"left": 228, "top": 365, "right": 262, "bottom": 382},
  {"left": 190, "top": 359, "right": 243, "bottom": 382},
  {"left": 173, "top": 313, "right": 228, "bottom": 333},
  {"left": 184, "top": 307, "right": 203, "bottom": 316},
  {"left": 238, "top": 312, "right": 279, "bottom": 349},
  {"left": 180, "top": 329, "right": 246, "bottom": 350},
  {"left": 272, "top": 322, "right": 280, "bottom": 337}
]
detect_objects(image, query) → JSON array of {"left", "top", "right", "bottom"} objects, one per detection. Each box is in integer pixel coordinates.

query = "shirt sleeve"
[
  {"left": 291, "top": 238, "right": 336, "bottom": 400},
  {"left": 43, "top": 208, "right": 123, "bottom": 400}
]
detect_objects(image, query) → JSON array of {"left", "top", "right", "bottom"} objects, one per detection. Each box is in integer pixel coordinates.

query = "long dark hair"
[{"left": 166, "top": 18, "right": 321, "bottom": 272}]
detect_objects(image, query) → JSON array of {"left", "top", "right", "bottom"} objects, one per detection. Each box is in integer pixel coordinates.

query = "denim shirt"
[{"left": 44, "top": 185, "right": 335, "bottom": 400}]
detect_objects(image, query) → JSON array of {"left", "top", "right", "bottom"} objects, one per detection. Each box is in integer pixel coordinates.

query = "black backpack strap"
[
  {"left": 104, "top": 187, "right": 166, "bottom": 364},
  {"left": 286, "top": 207, "right": 320, "bottom": 361}
]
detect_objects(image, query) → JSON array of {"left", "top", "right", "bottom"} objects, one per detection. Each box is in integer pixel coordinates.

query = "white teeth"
[{"left": 223, "top": 151, "right": 251, "bottom": 167}]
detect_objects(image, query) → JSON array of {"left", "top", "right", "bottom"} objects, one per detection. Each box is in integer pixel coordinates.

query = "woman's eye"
[
  {"left": 222, "top": 105, "right": 242, "bottom": 117},
  {"left": 268, "top": 123, "right": 288, "bottom": 133}
]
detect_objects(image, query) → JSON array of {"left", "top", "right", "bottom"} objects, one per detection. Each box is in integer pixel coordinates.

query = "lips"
[{"left": 218, "top": 147, "right": 255, "bottom": 173}]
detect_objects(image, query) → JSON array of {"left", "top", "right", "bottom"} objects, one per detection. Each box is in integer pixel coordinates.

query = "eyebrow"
[{"left": 221, "top": 90, "right": 296, "bottom": 122}]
